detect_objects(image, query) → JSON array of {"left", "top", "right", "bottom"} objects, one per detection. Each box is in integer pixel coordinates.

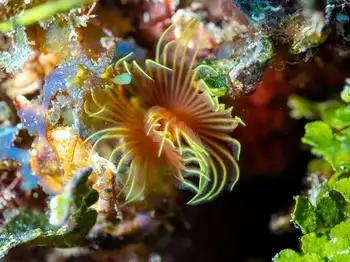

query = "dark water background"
[{"left": 168, "top": 134, "right": 309, "bottom": 262}]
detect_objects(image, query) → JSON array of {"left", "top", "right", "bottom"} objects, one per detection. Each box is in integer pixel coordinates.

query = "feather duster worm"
[{"left": 84, "top": 18, "right": 242, "bottom": 205}]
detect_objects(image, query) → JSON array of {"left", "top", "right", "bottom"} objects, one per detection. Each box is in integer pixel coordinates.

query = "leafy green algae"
[
  {"left": 0, "top": 167, "right": 98, "bottom": 258},
  {"left": 292, "top": 196, "right": 317, "bottom": 234},
  {"left": 274, "top": 79, "right": 350, "bottom": 261}
]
